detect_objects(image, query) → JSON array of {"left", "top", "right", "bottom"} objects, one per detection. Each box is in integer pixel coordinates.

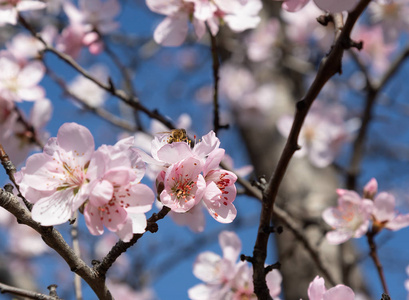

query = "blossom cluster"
[
  {"left": 146, "top": 0, "right": 262, "bottom": 46},
  {"left": 274, "top": 0, "right": 359, "bottom": 13},
  {"left": 188, "top": 231, "right": 282, "bottom": 299},
  {"left": 323, "top": 178, "right": 409, "bottom": 245},
  {"left": 136, "top": 129, "right": 238, "bottom": 230},
  {"left": 16, "top": 123, "right": 155, "bottom": 242}
]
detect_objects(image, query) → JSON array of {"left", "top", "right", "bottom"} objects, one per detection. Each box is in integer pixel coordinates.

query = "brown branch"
[
  {"left": 71, "top": 211, "right": 83, "bottom": 300},
  {"left": 346, "top": 44, "right": 409, "bottom": 190},
  {"left": 208, "top": 29, "right": 224, "bottom": 135},
  {"left": 251, "top": 1, "right": 372, "bottom": 298},
  {"left": 0, "top": 282, "right": 59, "bottom": 300},
  {"left": 366, "top": 231, "right": 389, "bottom": 295},
  {"left": 0, "top": 188, "right": 113, "bottom": 300}
]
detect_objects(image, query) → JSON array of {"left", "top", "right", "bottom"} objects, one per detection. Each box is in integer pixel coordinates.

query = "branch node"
[
  {"left": 296, "top": 99, "right": 306, "bottom": 111},
  {"left": 108, "top": 77, "right": 115, "bottom": 92},
  {"left": 4, "top": 183, "right": 13, "bottom": 193},
  {"left": 240, "top": 254, "right": 254, "bottom": 263},
  {"left": 47, "top": 284, "right": 59, "bottom": 297},
  {"left": 316, "top": 14, "right": 332, "bottom": 26},
  {"left": 91, "top": 260, "right": 100, "bottom": 266},
  {"left": 146, "top": 221, "right": 159, "bottom": 233},
  {"left": 264, "top": 261, "right": 281, "bottom": 274},
  {"left": 252, "top": 175, "right": 267, "bottom": 191},
  {"left": 381, "top": 293, "right": 391, "bottom": 300}
]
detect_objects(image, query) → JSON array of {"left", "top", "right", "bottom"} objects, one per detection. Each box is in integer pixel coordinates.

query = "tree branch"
[{"left": 251, "top": 1, "right": 372, "bottom": 298}]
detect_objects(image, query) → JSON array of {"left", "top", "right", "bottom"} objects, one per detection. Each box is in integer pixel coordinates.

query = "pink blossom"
[
  {"left": 189, "top": 231, "right": 282, "bottom": 300},
  {"left": 229, "top": 262, "right": 282, "bottom": 300},
  {"left": 1, "top": 98, "right": 52, "bottom": 166},
  {"left": 0, "top": 0, "right": 46, "bottom": 26},
  {"left": 306, "top": 276, "right": 355, "bottom": 300},
  {"left": 351, "top": 24, "right": 397, "bottom": 75},
  {"left": 146, "top": 0, "right": 262, "bottom": 46},
  {"left": 188, "top": 231, "right": 242, "bottom": 300},
  {"left": 371, "top": 189, "right": 409, "bottom": 232},
  {"left": 68, "top": 64, "right": 108, "bottom": 108},
  {"left": 160, "top": 156, "right": 206, "bottom": 212},
  {"left": 16, "top": 122, "right": 95, "bottom": 226},
  {"left": 363, "top": 177, "right": 378, "bottom": 199},
  {"left": 277, "top": 102, "right": 348, "bottom": 168},
  {"left": 274, "top": 0, "right": 359, "bottom": 13},
  {"left": 6, "top": 26, "right": 56, "bottom": 62},
  {"left": 0, "top": 54, "right": 45, "bottom": 102},
  {"left": 84, "top": 137, "right": 154, "bottom": 241},
  {"left": 368, "top": 0, "right": 409, "bottom": 43},
  {"left": 168, "top": 202, "right": 206, "bottom": 232},
  {"left": 322, "top": 189, "right": 373, "bottom": 245},
  {"left": 246, "top": 18, "right": 280, "bottom": 62},
  {"left": 203, "top": 149, "right": 237, "bottom": 223}
]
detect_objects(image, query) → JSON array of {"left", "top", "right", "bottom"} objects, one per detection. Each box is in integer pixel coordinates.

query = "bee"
[{"left": 159, "top": 129, "right": 188, "bottom": 144}]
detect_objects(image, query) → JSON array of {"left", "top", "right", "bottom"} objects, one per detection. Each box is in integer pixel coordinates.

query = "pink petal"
[
  {"left": 56, "top": 122, "right": 95, "bottom": 163},
  {"left": 325, "top": 230, "right": 353, "bottom": 245},
  {"left": 89, "top": 179, "right": 114, "bottom": 207},
  {"left": 123, "top": 184, "right": 154, "bottom": 214},
  {"left": 323, "top": 285, "right": 355, "bottom": 300},
  {"left": 84, "top": 203, "right": 105, "bottom": 235},
  {"left": 16, "top": 1, "right": 47, "bottom": 12},
  {"left": 282, "top": 0, "right": 309, "bottom": 12},
  {"left": 17, "top": 86, "right": 45, "bottom": 101},
  {"left": 307, "top": 276, "right": 326, "bottom": 300},
  {"left": 219, "top": 231, "right": 242, "bottom": 263},
  {"left": 386, "top": 214, "right": 409, "bottom": 231},
  {"left": 363, "top": 178, "right": 378, "bottom": 198},
  {"left": 154, "top": 14, "right": 189, "bottom": 47},
  {"left": 373, "top": 192, "right": 396, "bottom": 223},
  {"left": 31, "top": 189, "right": 76, "bottom": 226}
]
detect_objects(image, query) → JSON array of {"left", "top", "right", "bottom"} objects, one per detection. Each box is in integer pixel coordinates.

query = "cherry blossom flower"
[
  {"left": 203, "top": 149, "right": 237, "bottom": 223},
  {"left": 368, "top": 0, "right": 409, "bottom": 42},
  {"left": 277, "top": 102, "right": 348, "bottom": 168},
  {"left": 1, "top": 98, "right": 52, "bottom": 166},
  {"left": 58, "top": 0, "right": 120, "bottom": 57},
  {"left": 84, "top": 137, "right": 154, "bottom": 241},
  {"left": 322, "top": 189, "right": 373, "bottom": 245},
  {"left": 159, "top": 156, "right": 206, "bottom": 213},
  {"left": 274, "top": 0, "right": 359, "bottom": 13},
  {"left": 188, "top": 231, "right": 243, "bottom": 299},
  {"left": 6, "top": 26, "right": 56, "bottom": 62},
  {"left": 0, "top": 0, "right": 46, "bottom": 26},
  {"left": 68, "top": 64, "right": 108, "bottom": 108},
  {"left": 363, "top": 178, "right": 409, "bottom": 233},
  {"left": 351, "top": 25, "right": 397, "bottom": 75},
  {"left": 306, "top": 276, "right": 355, "bottom": 300},
  {"left": 189, "top": 231, "right": 282, "bottom": 300},
  {"left": 228, "top": 261, "right": 282, "bottom": 300},
  {"left": 146, "top": 0, "right": 262, "bottom": 46},
  {"left": 0, "top": 54, "right": 45, "bottom": 103},
  {"left": 16, "top": 122, "right": 95, "bottom": 226}
]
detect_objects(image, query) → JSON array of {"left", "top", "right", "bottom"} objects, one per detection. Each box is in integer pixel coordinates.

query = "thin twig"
[
  {"left": 366, "top": 231, "right": 389, "bottom": 294},
  {"left": 45, "top": 67, "right": 136, "bottom": 132},
  {"left": 0, "top": 144, "right": 32, "bottom": 210},
  {"left": 251, "top": 1, "right": 372, "bottom": 298},
  {"left": 208, "top": 29, "right": 223, "bottom": 135},
  {"left": 346, "top": 44, "right": 409, "bottom": 190},
  {"left": 71, "top": 211, "right": 83, "bottom": 300},
  {"left": 18, "top": 14, "right": 174, "bottom": 130},
  {"left": 0, "top": 282, "right": 59, "bottom": 300}
]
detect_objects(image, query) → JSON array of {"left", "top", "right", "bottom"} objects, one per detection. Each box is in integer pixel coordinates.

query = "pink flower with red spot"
[
  {"left": 203, "top": 149, "right": 237, "bottom": 223},
  {"left": 84, "top": 137, "right": 154, "bottom": 242},
  {"left": 160, "top": 156, "right": 206, "bottom": 212}
]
